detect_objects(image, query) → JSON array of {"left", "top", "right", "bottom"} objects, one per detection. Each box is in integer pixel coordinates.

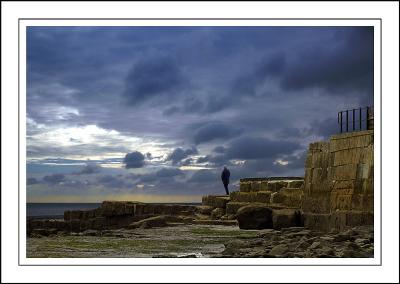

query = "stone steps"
[
  {"left": 240, "top": 179, "right": 304, "bottom": 193},
  {"left": 230, "top": 191, "right": 271, "bottom": 203},
  {"left": 201, "top": 195, "right": 230, "bottom": 208},
  {"left": 226, "top": 201, "right": 299, "bottom": 215}
]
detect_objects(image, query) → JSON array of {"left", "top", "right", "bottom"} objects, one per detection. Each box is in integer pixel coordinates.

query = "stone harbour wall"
[{"left": 302, "top": 130, "right": 374, "bottom": 231}]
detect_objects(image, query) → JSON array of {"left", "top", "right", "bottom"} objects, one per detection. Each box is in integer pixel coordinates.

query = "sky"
[{"left": 26, "top": 26, "right": 374, "bottom": 203}]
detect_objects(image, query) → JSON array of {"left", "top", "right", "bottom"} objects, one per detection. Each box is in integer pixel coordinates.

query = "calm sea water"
[
  {"left": 26, "top": 202, "right": 201, "bottom": 218},
  {"left": 27, "top": 203, "right": 101, "bottom": 218}
]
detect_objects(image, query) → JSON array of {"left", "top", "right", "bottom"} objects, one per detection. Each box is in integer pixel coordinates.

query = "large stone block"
[
  {"left": 330, "top": 210, "right": 374, "bottom": 231},
  {"left": 301, "top": 192, "right": 331, "bottom": 214},
  {"left": 333, "top": 148, "right": 364, "bottom": 166},
  {"left": 226, "top": 202, "right": 251, "bottom": 215},
  {"left": 354, "top": 178, "right": 372, "bottom": 194},
  {"left": 101, "top": 201, "right": 138, "bottom": 216},
  {"left": 287, "top": 180, "right": 304, "bottom": 188},
  {"left": 196, "top": 205, "right": 214, "bottom": 215},
  {"left": 303, "top": 213, "right": 331, "bottom": 232},
  {"left": 202, "top": 195, "right": 230, "bottom": 208},
  {"left": 64, "top": 210, "right": 83, "bottom": 221},
  {"left": 236, "top": 205, "right": 273, "bottom": 230},
  {"left": 211, "top": 208, "right": 225, "bottom": 220},
  {"left": 259, "top": 181, "right": 269, "bottom": 191},
  {"left": 332, "top": 164, "right": 358, "bottom": 180},
  {"left": 280, "top": 188, "right": 304, "bottom": 208},
  {"left": 230, "top": 191, "right": 271, "bottom": 203},
  {"left": 272, "top": 209, "right": 304, "bottom": 229},
  {"left": 356, "top": 163, "right": 372, "bottom": 180},
  {"left": 250, "top": 181, "right": 262, "bottom": 192},
  {"left": 332, "top": 180, "right": 356, "bottom": 191},
  {"left": 240, "top": 182, "right": 251, "bottom": 192},
  {"left": 330, "top": 193, "right": 352, "bottom": 211}
]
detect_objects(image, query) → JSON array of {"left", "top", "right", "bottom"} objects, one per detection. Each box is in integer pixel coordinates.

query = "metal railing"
[{"left": 338, "top": 106, "right": 374, "bottom": 133}]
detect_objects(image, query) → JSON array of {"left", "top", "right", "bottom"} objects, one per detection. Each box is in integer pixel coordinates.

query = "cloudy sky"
[{"left": 26, "top": 26, "right": 374, "bottom": 203}]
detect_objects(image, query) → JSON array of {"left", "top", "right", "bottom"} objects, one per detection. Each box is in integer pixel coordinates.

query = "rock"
[
  {"left": 196, "top": 205, "right": 214, "bottom": 215},
  {"left": 295, "top": 239, "right": 310, "bottom": 250},
  {"left": 285, "top": 230, "right": 311, "bottom": 238},
  {"left": 202, "top": 195, "right": 230, "bottom": 208},
  {"left": 309, "top": 241, "right": 321, "bottom": 249},
  {"left": 226, "top": 202, "right": 251, "bottom": 215},
  {"left": 333, "top": 233, "right": 352, "bottom": 242},
  {"left": 236, "top": 205, "right": 273, "bottom": 230},
  {"left": 257, "top": 229, "right": 276, "bottom": 237},
  {"left": 288, "top": 180, "right": 304, "bottom": 188},
  {"left": 319, "top": 236, "right": 335, "bottom": 241},
  {"left": 272, "top": 209, "right": 304, "bottom": 229},
  {"left": 355, "top": 238, "right": 369, "bottom": 245},
  {"left": 31, "top": 228, "right": 58, "bottom": 237},
  {"left": 127, "top": 215, "right": 184, "bottom": 229},
  {"left": 192, "top": 219, "right": 238, "bottom": 226},
  {"left": 269, "top": 244, "right": 289, "bottom": 256},
  {"left": 81, "top": 229, "right": 99, "bottom": 236},
  {"left": 211, "top": 208, "right": 225, "bottom": 220}
]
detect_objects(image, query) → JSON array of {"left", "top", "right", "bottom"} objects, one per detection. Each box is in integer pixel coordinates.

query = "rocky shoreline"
[
  {"left": 27, "top": 173, "right": 374, "bottom": 258},
  {"left": 27, "top": 223, "right": 373, "bottom": 258}
]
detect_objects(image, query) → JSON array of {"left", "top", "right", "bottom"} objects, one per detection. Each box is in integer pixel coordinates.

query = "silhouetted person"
[{"left": 221, "top": 166, "right": 230, "bottom": 195}]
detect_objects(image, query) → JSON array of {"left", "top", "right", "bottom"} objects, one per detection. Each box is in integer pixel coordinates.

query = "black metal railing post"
[
  {"left": 340, "top": 112, "right": 343, "bottom": 133},
  {"left": 338, "top": 106, "right": 373, "bottom": 134}
]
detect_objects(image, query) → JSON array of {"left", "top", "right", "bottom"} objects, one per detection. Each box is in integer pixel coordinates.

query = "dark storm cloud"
[
  {"left": 166, "top": 147, "right": 198, "bottom": 165},
  {"left": 96, "top": 175, "right": 129, "bottom": 188},
  {"left": 76, "top": 164, "right": 101, "bottom": 175},
  {"left": 123, "top": 57, "right": 186, "bottom": 105},
  {"left": 188, "top": 169, "right": 218, "bottom": 183},
  {"left": 27, "top": 177, "right": 39, "bottom": 185},
  {"left": 281, "top": 27, "right": 373, "bottom": 98},
  {"left": 231, "top": 52, "right": 286, "bottom": 97},
  {"left": 155, "top": 168, "right": 184, "bottom": 178},
  {"left": 43, "top": 173, "right": 66, "bottom": 184},
  {"left": 192, "top": 122, "right": 242, "bottom": 145},
  {"left": 213, "top": 146, "right": 226, "bottom": 154},
  {"left": 197, "top": 155, "right": 230, "bottom": 167},
  {"left": 123, "top": 151, "right": 145, "bottom": 169},
  {"left": 225, "top": 137, "right": 300, "bottom": 160}
]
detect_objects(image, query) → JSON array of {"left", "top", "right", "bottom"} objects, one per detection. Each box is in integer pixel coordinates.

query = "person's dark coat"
[{"left": 221, "top": 168, "right": 230, "bottom": 185}]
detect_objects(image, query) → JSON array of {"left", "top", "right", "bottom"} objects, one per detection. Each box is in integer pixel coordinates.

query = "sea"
[
  {"left": 27, "top": 203, "right": 102, "bottom": 219},
  {"left": 26, "top": 202, "right": 201, "bottom": 219}
]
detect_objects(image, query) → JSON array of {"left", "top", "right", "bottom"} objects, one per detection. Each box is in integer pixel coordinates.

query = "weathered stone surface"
[
  {"left": 272, "top": 209, "right": 304, "bottom": 230},
  {"left": 101, "top": 201, "right": 138, "bottom": 216},
  {"left": 240, "top": 182, "right": 252, "bottom": 192},
  {"left": 195, "top": 205, "right": 214, "bottom": 215},
  {"left": 230, "top": 191, "right": 271, "bottom": 203},
  {"left": 31, "top": 228, "right": 58, "bottom": 237},
  {"left": 211, "top": 208, "right": 225, "bottom": 220},
  {"left": 302, "top": 192, "right": 331, "bottom": 214},
  {"left": 303, "top": 213, "right": 331, "bottom": 232},
  {"left": 191, "top": 219, "right": 238, "bottom": 226},
  {"left": 202, "top": 195, "right": 230, "bottom": 208},
  {"left": 269, "top": 244, "right": 289, "bottom": 256},
  {"left": 226, "top": 202, "right": 251, "bottom": 215},
  {"left": 302, "top": 130, "right": 374, "bottom": 232},
  {"left": 127, "top": 215, "right": 187, "bottom": 229},
  {"left": 288, "top": 180, "right": 304, "bottom": 188},
  {"left": 271, "top": 188, "right": 304, "bottom": 208},
  {"left": 236, "top": 205, "right": 273, "bottom": 230}
]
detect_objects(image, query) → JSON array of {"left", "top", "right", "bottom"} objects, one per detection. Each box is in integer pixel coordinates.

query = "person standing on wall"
[{"left": 221, "top": 166, "right": 231, "bottom": 195}]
